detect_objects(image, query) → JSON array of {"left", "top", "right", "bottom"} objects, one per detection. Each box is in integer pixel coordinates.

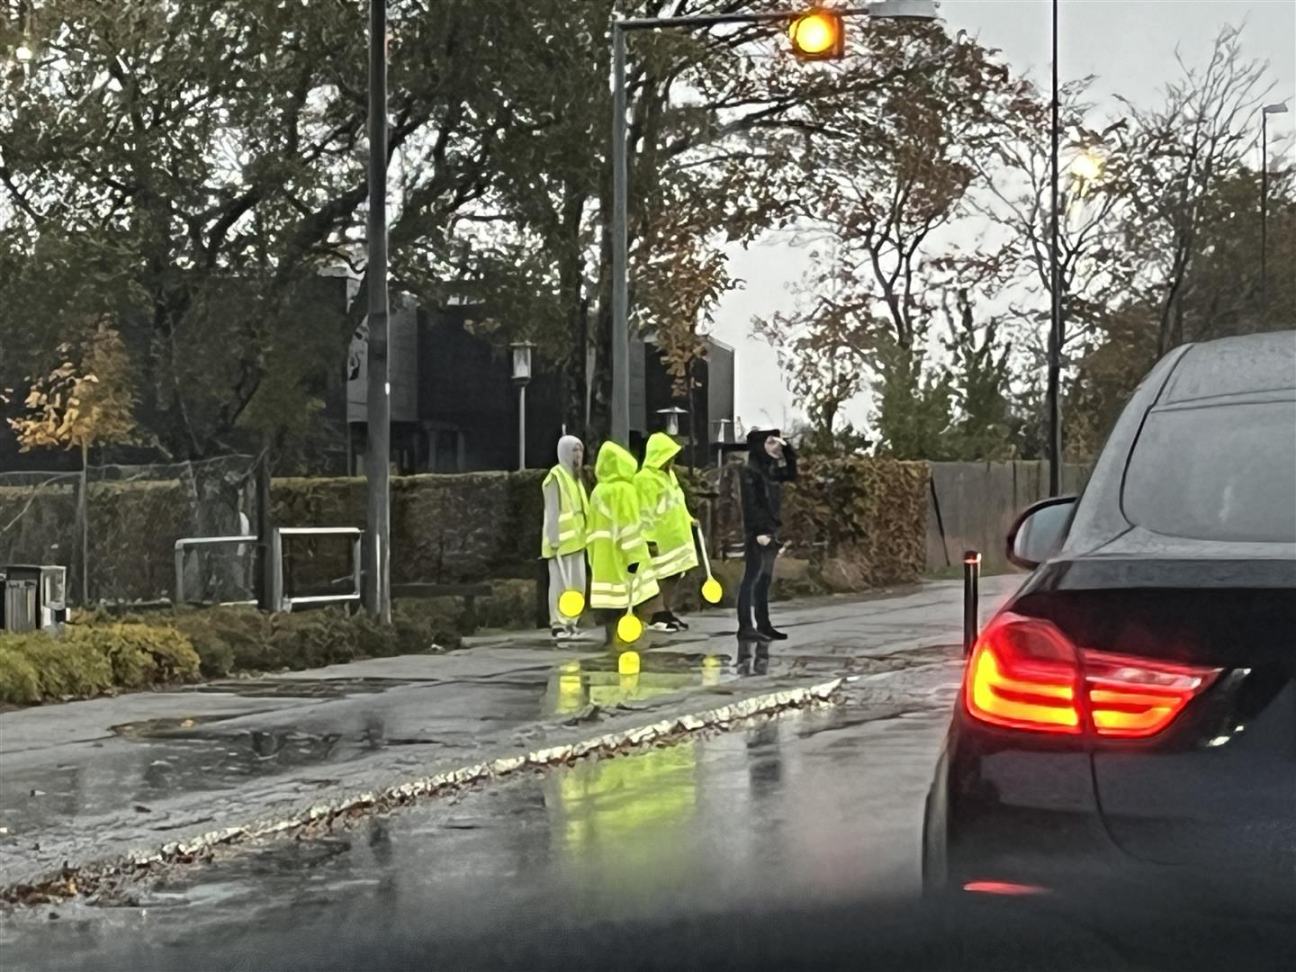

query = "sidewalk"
[{"left": 0, "top": 576, "right": 1020, "bottom": 895}]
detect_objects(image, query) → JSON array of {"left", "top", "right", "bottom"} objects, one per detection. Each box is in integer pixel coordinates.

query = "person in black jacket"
[{"left": 738, "top": 427, "right": 798, "bottom": 641}]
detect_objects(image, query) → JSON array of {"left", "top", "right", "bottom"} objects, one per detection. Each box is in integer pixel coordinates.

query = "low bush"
[
  {"left": 0, "top": 648, "right": 42, "bottom": 705},
  {"left": 0, "top": 623, "right": 200, "bottom": 705}
]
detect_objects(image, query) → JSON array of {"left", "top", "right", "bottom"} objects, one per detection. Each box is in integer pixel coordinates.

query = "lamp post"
[
  {"left": 609, "top": 2, "right": 940, "bottom": 445},
  {"left": 362, "top": 0, "right": 391, "bottom": 622},
  {"left": 1046, "top": 0, "right": 1062, "bottom": 497},
  {"left": 657, "top": 405, "right": 687, "bottom": 437},
  {"left": 511, "top": 342, "right": 534, "bottom": 471},
  {"left": 1261, "top": 102, "right": 1290, "bottom": 325},
  {"left": 9, "top": 0, "right": 33, "bottom": 66}
]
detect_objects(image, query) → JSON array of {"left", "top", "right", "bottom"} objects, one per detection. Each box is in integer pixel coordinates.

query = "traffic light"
[{"left": 788, "top": 9, "right": 845, "bottom": 61}]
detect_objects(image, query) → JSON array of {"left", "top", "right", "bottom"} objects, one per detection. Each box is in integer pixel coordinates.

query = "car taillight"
[{"left": 964, "top": 614, "right": 1221, "bottom": 739}]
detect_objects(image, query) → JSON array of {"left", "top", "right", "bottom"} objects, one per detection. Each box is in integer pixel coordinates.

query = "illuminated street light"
[
  {"left": 14, "top": 42, "right": 32, "bottom": 62},
  {"left": 788, "top": 9, "right": 844, "bottom": 61},
  {"left": 1069, "top": 149, "right": 1103, "bottom": 183}
]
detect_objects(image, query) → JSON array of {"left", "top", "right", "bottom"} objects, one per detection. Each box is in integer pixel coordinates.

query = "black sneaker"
[
  {"left": 649, "top": 611, "right": 680, "bottom": 633},
  {"left": 758, "top": 627, "right": 788, "bottom": 641},
  {"left": 737, "top": 628, "right": 772, "bottom": 642},
  {"left": 666, "top": 612, "right": 690, "bottom": 630}
]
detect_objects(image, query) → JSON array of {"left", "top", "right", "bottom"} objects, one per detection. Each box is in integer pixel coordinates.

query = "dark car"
[{"left": 923, "top": 331, "right": 1296, "bottom": 919}]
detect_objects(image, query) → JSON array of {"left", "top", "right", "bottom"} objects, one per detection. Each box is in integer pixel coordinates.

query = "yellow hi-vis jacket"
[
  {"left": 635, "top": 432, "right": 699, "bottom": 579},
  {"left": 588, "top": 442, "right": 659, "bottom": 610},
  {"left": 540, "top": 464, "right": 589, "bottom": 558}
]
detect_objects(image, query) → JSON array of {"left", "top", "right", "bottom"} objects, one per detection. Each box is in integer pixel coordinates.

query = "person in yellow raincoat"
[
  {"left": 635, "top": 432, "right": 700, "bottom": 633},
  {"left": 588, "top": 441, "right": 659, "bottom": 642}
]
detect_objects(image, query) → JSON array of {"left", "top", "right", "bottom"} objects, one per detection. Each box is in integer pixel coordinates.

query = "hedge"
[
  {"left": 0, "top": 602, "right": 463, "bottom": 706},
  {"left": 2, "top": 459, "right": 931, "bottom": 603},
  {"left": 114, "top": 601, "right": 463, "bottom": 679},
  {"left": 781, "top": 455, "right": 930, "bottom": 587},
  {"left": 711, "top": 454, "right": 930, "bottom": 587}
]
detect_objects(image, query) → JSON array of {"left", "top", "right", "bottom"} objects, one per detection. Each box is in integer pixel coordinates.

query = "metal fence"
[{"left": 0, "top": 455, "right": 258, "bottom": 607}]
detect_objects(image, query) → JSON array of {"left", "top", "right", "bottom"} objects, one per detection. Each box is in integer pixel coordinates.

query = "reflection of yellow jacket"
[
  {"left": 588, "top": 442, "right": 659, "bottom": 609},
  {"left": 635, "top": 433, "right": 699, "bottom": 578}
]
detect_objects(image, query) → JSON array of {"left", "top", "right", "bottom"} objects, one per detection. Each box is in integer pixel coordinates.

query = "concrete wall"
[{"left": 925, "top": 462, "right": 1092, "bottom": 571}]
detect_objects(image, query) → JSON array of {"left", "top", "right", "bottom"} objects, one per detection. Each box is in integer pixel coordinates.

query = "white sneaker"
[{"left": 551, "top": 627, "right": 571, "bottom": 642}]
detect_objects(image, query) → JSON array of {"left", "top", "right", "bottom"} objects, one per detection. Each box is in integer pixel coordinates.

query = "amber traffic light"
[{"left": 788, "top": 9, "right": 845, "bottom": 61}]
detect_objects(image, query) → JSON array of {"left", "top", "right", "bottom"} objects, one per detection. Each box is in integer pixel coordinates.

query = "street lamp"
[
  {"left": 657, "top": 405, "right": 687, "bottom": 437},
  {"left": 609, "top": 2, "right": 940, "bottom": 445},
  {"left": 511, "top": 342, "right": 534, "bottom": 471},
  {"left": 1046, "top": 0, "right": 1062, "bottom": 496},
  {"left": 1261, "top": 102, "right": 1289, "bottom": 325},
  {"left": 13, "top": 41, "right": 32, "bottom": 62},
  {"left": 1068, "top": 147, "right": 1104, "bottom": 186}
]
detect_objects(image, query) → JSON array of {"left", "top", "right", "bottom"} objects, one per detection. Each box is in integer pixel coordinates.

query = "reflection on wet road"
[
  {"left": 0, "top": 651, "right": 735, "bottom": 843},
  {"left": 0, "top": 664, "right": 961, "bottom": 971}
]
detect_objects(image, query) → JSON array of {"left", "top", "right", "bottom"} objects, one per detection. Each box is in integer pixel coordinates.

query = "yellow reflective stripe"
[
  {"left": 587, "top": 530, "right": 613, "bottom": 542},
  {"left": 653, "top": 545, "right": 697, "bottom": 576}
]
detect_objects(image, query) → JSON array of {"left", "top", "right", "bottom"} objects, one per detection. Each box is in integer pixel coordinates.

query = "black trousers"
[{"left": 737, "top": 538, "right": 777, "bottom": 632}]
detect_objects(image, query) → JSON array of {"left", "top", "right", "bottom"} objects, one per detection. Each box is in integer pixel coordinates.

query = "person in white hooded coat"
[{"left": 540, "top": 435, "right": 590, "bottom": 640}]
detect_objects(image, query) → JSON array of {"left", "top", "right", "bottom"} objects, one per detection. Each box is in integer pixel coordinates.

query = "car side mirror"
[{"left": 1007, "top": 496, "right": 1078, "bottom": 570}]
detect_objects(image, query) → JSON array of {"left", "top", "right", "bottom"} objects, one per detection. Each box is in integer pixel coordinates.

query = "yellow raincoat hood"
[
  {"left": 595, "top": 441, "right": 637, "bottom": 484},
  {"left": 643, "top": 432, "right": 682, "bottom": 471}
]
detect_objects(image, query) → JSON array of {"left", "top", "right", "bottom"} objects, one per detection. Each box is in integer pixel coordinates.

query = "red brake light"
[
  {"left": 965, "top": 614, "right": 1082, "bottom": 734},
  {"left": 964, "top": 614, "right": 1221, "bottom": 739}
]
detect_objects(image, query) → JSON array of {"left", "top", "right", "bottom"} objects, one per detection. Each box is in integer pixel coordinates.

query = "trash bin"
[{"left": 0, "top": 565, "right": 68, "bottom": 632}]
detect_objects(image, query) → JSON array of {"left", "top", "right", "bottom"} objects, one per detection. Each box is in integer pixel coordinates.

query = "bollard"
[{"left": 963, "top": 550, "right": 981, "bottom": 657}]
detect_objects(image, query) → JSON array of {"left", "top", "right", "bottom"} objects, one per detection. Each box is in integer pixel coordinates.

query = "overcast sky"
[{"left": 711, "top": 0, "right": 1296, "bottom": 433}]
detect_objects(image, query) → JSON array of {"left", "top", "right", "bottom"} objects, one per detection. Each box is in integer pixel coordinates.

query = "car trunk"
[{"left": 1014, "top": 581, "right": 1296, "bottom": 874}]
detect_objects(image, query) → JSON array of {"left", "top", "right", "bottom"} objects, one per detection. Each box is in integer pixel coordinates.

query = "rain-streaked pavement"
[
  {"left": 7, "top": 577, "right": 1288, "bottom": 969},
  {"left": 0, "top": 578, "right": 1023, "bottom": 887},
  {"left": 3, "top": 661, "right": 976, "bottom": 971}
]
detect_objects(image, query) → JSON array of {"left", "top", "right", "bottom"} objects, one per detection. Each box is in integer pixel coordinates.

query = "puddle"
[
  {"left": 543, "top": 652, "right": 732, "bottom": 716},
  {"left": 182, "top": 678, "right": 409, "bottom": 699},
  {"left": 109, "top": 714, "right": 243, "bottom": 738}
]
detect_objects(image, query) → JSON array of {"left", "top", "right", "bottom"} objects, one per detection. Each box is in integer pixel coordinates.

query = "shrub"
[
  {"left": 0, "top": 623, "right": 199, "bottom": 703},
  {"left": 168, "top": 607, "right": 271, "bottom": 677},
  {"left": 472, "top": 579, "right": 539, "bottom": 631},
  {"left": 8, "top": 631, "right": 116, "bottom": 698},
  {"left": 0, "top": 648, "right": 42, "bottom": 705},
  {"left": 781, "top": 455, "right": 929, "bottom": 587}
]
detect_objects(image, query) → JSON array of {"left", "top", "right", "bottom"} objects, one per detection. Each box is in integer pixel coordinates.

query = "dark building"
[{"left": 345, "top": 297, "right": 736, "bottom": 474}]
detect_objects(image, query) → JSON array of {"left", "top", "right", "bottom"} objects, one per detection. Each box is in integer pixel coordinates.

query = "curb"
[{"left": 3, "top": 677, "right": 843, "bottom": 906}]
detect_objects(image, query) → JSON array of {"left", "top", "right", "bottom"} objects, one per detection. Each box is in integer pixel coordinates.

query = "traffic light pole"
[
  {"left": 363, "top": 0, "right": 392, "bottom": 623},
  {"left": 609, "top": 3, "right": 937, "bottom": 446},
  {"left": 611, "top": 24, "right": 629, "bottom": 446}
]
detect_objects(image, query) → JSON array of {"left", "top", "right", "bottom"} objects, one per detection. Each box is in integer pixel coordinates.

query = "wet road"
[
  {"left": 4, "top": 653, "right": 1291, "bottom": 971},
  {"left": 3, "top": 661, "right": 966, "bottom": 971},
  {"left": 4, "top": 578, "right": 1020, "bottom": 887}
]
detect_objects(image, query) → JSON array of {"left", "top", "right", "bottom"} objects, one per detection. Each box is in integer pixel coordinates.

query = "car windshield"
[{"left": 1123, "top": 399, "right": 1296, "bottom": 542}]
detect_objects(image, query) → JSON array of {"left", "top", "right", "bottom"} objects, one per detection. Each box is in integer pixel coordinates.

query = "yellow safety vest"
[
  {"left": 588, "top": 442, "right": 659, "bottom": 609},
  {"left": 541, "top": 464, "right": 590, "bottom": 559},
  {"left": 636, "top": 432, "right": 699, "bottom": 579}
]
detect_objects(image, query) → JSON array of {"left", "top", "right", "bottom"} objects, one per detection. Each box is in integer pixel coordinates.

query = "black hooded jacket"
[{"left": 740, "top": 428, "right": 798, "bottom": 541}]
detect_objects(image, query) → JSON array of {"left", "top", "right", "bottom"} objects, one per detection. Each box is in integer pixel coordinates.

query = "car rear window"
[{"left": 1123, "top": 400, "right": 1296, "bottom": 542}]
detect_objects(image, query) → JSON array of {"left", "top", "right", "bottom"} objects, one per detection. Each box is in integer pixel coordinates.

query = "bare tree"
[
  {"left": 1115, "top": 24, "right": 1273, "bottom": 355},
  {"left": 970, "top": 77, "right": 1131, "bottom": 365}
]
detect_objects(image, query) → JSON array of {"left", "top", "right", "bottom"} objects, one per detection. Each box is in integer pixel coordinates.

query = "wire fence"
[{"left": 0, "top": 455, "right": 259, "bottom": 607}]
